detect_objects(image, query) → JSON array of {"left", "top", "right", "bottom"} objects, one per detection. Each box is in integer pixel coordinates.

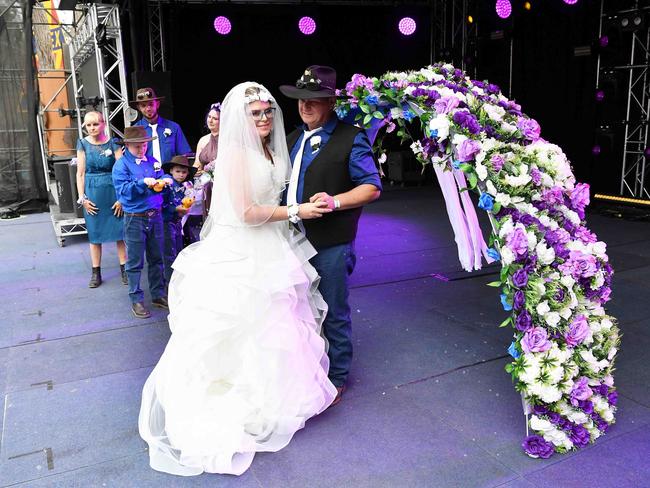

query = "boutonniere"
[
  {"left": 163, "top": 128, "right": 172, "bottom": 137},
  {"left": 153, "top": 161, "right": 162, "bottom": 170},
  {"left": 310, "top": 135, "right": 322, "bottom": 152},
  {"left": 103, "top": 148, "right": 113, "bottom": 157}
]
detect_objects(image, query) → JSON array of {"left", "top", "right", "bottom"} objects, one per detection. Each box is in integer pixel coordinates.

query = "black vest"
[{"left": 287, "top": 121, "right": 363, "bottom": 249}]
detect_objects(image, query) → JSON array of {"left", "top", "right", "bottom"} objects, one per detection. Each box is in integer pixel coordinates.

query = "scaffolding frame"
[{"left": 598, "top": 0, "right": 650, "bottom": 200}]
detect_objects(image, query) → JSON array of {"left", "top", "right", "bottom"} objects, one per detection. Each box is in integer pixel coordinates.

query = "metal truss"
[
  {"left": 429, "top": 0, "right": 477, "bottom": 76},
  {"left": 598, "top": 0, "right": 650, "bottom": 199},
  {"left": 148, "top": 0, "right": 166, "bottom": 71},
  {"left": 68, "top": 3, "right": 130, "bottom": 139}
]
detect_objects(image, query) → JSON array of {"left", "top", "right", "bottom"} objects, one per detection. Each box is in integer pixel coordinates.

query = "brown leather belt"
[{"left": 125, "top": 208, "right": 160, "bottom": 217}]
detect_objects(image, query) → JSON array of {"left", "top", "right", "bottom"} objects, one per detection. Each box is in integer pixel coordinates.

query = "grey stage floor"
[{"left": 1, "top": 184, "right": 649, "bottom": 487}]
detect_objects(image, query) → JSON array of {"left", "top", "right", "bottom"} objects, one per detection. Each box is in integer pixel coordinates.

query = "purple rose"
[
  {"left": 533, "top": 405, "right": 549, "bottom": 416},
  {"left": 565, "top": 315, "right": 590, "bottom": 348},
  {"left": 456, "top": 138, "right": 482, "bottom": 162},
  {"left": 578, "top": 400, "right": 594, "bottom": 414},
  {"left": 570, "top": 377, "right": 593, "bottom": 406},
  {"left": 512, "top": 268, "right": 529, "bottom": 288},
  {"left": 608, "top": 391, "right": 619, "bottom": 405},
  {"left": 595, "top": 384, "right": 609, "bottom": 397},
  {"left": 515, "top": 310, "right": 533, "bottom": 332},
  {"left": 541, "top": 187, "right": 564, "bottom": 205},
  {"left": 506, "top": 227, "right": 529, "bottom": 257},
  {"left": 570, "top": 425, "right": 591, "bottom": 448},
  {"left": 513, "top": 290, "right": 526, "bottom": 310},
  {"left": 521, "top": 327, "right": 552, "bottom": 353},
  {"left": 570, "top": 183, "right": 590, "bottom": 216},
  {"left": 547, "top": 412, "right": 561, "bottom": 424},
  {"left": 434, "top": 96, "right": 460, "bottom": 115},
  {"left": 490, "top": 154, "right": 505, "bottom": 172},
  {"left": 559, "top": 251, "right": 598, "bottom": 279},
  {"left": 522, "top": 435, "right": 555, "bottom": 459},
  {"left": 517, "top": 117, "right": 541, "bottom": 141},
  {"left": 575, "top": 226, "right": 597, "bottom": 244},
  {"left": 601, "top": 286, "right": 612, "bottom": 302}
]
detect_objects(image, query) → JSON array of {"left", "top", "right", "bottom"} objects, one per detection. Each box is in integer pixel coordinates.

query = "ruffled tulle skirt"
[{"left": 138, "top": 222, "right": 336, "bottom": 476}]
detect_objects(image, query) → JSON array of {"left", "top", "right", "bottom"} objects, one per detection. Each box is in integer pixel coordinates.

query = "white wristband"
[
  {"left": 77, "top": 195, "right": 86, "bottom": 205},
  {"left": 333, "top": 198, "right": 341, "bottom": 210},
  {"left": 287, "top": 203, "right": 301, "bottom": 224}
]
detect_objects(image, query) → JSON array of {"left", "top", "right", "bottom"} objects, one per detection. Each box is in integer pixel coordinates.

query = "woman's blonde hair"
[{"left": 83, "top": 110, "right": 104, "bottom": 127}]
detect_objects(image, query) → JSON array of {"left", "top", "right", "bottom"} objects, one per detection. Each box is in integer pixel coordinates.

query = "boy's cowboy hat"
[
  {"left": 162, "top": 155, "right": 197, "bottom": 180},
  {"left": 120, "top": 126, "right": 157, "bottom": 143}
]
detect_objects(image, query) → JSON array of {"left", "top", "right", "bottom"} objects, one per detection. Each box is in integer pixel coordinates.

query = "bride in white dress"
[{"left": 139, "top": 82, "right": 337, "bottom": 476}]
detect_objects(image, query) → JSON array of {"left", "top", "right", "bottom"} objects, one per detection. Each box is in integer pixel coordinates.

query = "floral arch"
[{"left": 335, "top": 64, "right": 619, "bottom": 458}]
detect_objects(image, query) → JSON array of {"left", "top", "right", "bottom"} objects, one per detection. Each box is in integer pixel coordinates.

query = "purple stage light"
[
  {"left": 298, "top": 16, "right": 316, "bottom": 35},
  {"left": 398, "top": 17, "right": 417, "bottom": 36},
  {"left": 644, "top": 147, "right": 650, "bottom": 158},
  {"left": 596, "top": 90, "right": 605, "bottom": 102},
  {"left": 495, "top": 0, "right": 512, "bottom": 19},
  {"left": 592, "top": 145, "right": 601, "bottom": 156},
  {"left": 599, "top": 35, "right": 609, "bottom": 48},
  {"left": 214, "top": 16, "right": 232, "bottom": 35},
  {"left": 563, "top": 0, "right": 578, "bottom": 4}
]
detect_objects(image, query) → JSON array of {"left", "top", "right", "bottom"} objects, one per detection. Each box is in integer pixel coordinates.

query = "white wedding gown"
[{"left": 138, "top": 151, "right": 337, "bottom": 476}]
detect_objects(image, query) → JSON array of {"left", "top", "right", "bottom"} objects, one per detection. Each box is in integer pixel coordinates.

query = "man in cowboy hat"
[
  {"left": 131, "top": 87, "right": 192, "bottom": 165},
  {"left": 112, "top": 126, "right": 169, "bottom": 319},
  {"left": 160, "top": 155, "right": 196, "bottom": 286},
  {"left": 279, "top": 65, "right": 382, "bottom": 406}
]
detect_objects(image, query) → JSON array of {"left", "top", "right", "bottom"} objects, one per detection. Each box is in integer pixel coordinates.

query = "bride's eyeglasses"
[{"left": 249, "top": 107, "right": 276, "bottom": 121}]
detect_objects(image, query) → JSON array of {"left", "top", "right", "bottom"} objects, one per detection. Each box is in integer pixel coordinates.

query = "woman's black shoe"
[{"left": 88, "top": 267, "right": 102, "bottom": 288}]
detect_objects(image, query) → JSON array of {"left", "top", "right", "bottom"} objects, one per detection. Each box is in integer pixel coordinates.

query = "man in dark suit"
[{"left": 279, "top": 65, "right": 382, "bottom": 406}]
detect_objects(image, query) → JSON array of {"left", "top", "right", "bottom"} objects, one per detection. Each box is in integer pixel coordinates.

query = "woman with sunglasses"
[{"left": 139, "top": 82, "right": 336, "bottom": 477}]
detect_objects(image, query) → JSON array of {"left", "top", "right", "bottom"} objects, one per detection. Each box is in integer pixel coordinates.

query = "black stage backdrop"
[{"left": 148, "top": 2, "right": 609, "bottom": 192}]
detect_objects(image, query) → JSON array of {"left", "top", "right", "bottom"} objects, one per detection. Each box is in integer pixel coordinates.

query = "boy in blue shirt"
[
  {"left": 161, "top": 155, "right": 195, "bottom": 286},
  {"left": 112, "top": 126, "right": 169, "bottom": 319}
]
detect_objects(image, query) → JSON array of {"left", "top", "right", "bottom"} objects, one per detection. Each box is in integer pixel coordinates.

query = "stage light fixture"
[
  {"left": 524, "top": 2, "right": 532, "bottom": 11},
  {"left": 644, "top": 147, "right": 650, "bottom": 159},
  {"left": 563, "top": 0, "right": 578, "bottom": 5},
  {"left": 398, "top": 17, "right": 417, "bottom": 36},
  {"left": 467, "top": 15, "right": 474, "bottom": 24},
  {"left": 298, "top": 16, "right": 316, "bottom": 35},
  {"left": 213, "top": 16, "right": 232, "bottom": 35},
  {"left": 592, "top": 145, "right": 601, "bottom": 156},
  {"left": 595, "top": 89, "right": 605, "bottom": 102},
  {"left": 618, "top": 11, "right": 646, "bottom": 32},
  {"left": 495, "top": 0, "right": 512, "bottom": 19}
]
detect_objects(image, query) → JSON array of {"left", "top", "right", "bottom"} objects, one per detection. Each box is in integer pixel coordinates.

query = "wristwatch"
[
  {"left": 287, "top": 203, "right": 301, "bottom": 224},
  {"left": 77, "top": 195, "right": 87, "bottom": 205}
]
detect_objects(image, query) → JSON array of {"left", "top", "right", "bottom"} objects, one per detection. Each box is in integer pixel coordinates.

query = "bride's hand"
[{"left": 297, "top": 201, "right": 332, "bottom": 220}]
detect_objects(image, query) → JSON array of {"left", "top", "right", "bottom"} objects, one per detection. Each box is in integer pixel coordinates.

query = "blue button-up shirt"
[
  {"left": 134, "top": 116, "right": 192, "bottom": 163},
  {"left": 162, "top": 178, "right": 186, "bottom": 222},
  {"left": 112, "top": 150, "right": 164, "bottom": 213},
  {"left": 289, "top": 117, "right": 382, "bottom": 203}
]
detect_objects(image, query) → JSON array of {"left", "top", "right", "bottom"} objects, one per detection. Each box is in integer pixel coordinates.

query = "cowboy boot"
[
  {"left": 88, "top": 267, "right": 102, "bottom": 288},
  {"left": 120, "top": 264, "right": 128, "bottom": 285}
]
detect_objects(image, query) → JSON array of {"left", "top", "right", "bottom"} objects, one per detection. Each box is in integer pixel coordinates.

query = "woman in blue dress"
[{"left": 75, "top": 111, "right": 127, "bottom": 288}]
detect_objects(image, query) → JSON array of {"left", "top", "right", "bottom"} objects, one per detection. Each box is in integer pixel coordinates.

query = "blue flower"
[
  {"left": 335, "top": 106, "right": 349, "bottom": 118},
  {"left": 365, "top": 94, "right": 379, "bottom": 105},
  {"left": 478, "top": 193, "right": 494, "bottom": 212},
  {"left": 487, "top": 247, "right": 500, "bottom": 261},
  {"left": 403, "top": 110, "right": 416, "bottom": 122},
  {"left": 501, "top": 293, "right": 513, "bottom": 311},
  {"left": 508, "top": 341, "right": 520, "bottom": 359},
  {"left": 428, "top": 128, "right": 438, "bottom": 138},
  {"left": 451, "top": 159, "right": 461, "bottom": 169}
]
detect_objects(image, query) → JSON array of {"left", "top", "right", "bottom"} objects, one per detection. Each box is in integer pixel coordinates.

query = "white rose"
[
  {"left": 534, "top": 280, "right": 546, "bottom": 297},
  {"left": 560, "top": 275, "right": 576, "bottom": 288},
  {"left": 452, "top": 133, "right": 468, "bottom": 146},
  {"left": 566, "top": 410, "right": 589, "bottom": 424},
  {"left": 545, "top": 312, "right": 561, "bottom": 327},
  {"left": 498, "top": 218, "right": 514, "bottom": 238},
  {"left": 500, "top": 247, "right": 515, "bottom": 266},
  {"left": 526, "top": 230, "right": 538, "bottom": 251},
  {"left": 608, "top": 347, "right": 618, "bottom": 360},
  {"left": 547, "top": 365, "right": 564, "bottom": 384},
  {"left": 403, "top": 85, "right": 417, "bottom": 96},
  {"left": 536, "top": 242, "right": 556, "bottom": 265},
  {"left": 475, "top": 161, "right": 488, "bottom": 181},
  {"left": 590, "top": 241, "right": 607, "bottom": 258},
  {"left": 482, "top": 138, "right": 498, "bottom": 153},
  {"left": 486, "top": 180, "right": 497, "bottom": 196},
  {"left": 390, "top": 107, "right": 404, "bottom": 119},
  {"left": 600, "top": 318, "right": 613, "bottom": 331},
  {"left": 505, "top": 174, "right": 533, "bottom": 187},
  {"left": 536, "top": 301, "right": 550, "bottom": 315},
  {"left": 429, "top": 115, "right": 450, "bottom": 141},
  {"left": 495, "top": 192, "right": 512, "bottom": 207},
  {"left": 593, "top": 271, "right": 605, "bottom": 289},
  {"left": 559, "top": 308, "right": 572, "bottom": 320},
  {"left": 502, "top": 122, "right": 517, "bottom": 133},
  {"left": 484, "top": 104, "right": 506, "bottom": 122},
  {"left": 530, "top": 415, "right": 554, "bottom": 433}
]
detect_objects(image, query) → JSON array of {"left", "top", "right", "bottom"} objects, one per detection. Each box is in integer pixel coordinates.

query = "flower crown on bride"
[{"left": 243, "top": 85, "right": 275, "bottom": 105}]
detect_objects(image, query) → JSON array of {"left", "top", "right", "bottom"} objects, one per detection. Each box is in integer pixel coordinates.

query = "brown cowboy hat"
[
  {"left": 279, "top": 65, "right": 338, "bottom": 99},
  {"left": 162, "top": 155, "right": 197, "bottom": 181},
  {"left": 120, "top": 125, "right": 157, "bottom": 144},
  {"left": 129, "top": 87, "right": 165, "bottom": 107}
]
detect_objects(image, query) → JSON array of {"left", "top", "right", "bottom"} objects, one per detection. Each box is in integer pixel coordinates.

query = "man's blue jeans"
[
  {"left": 310, "top": 242, "right": 356, "bottom": 387},
  {"left": 124, "top": 212, "right": 166, "bottom": 304}
]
